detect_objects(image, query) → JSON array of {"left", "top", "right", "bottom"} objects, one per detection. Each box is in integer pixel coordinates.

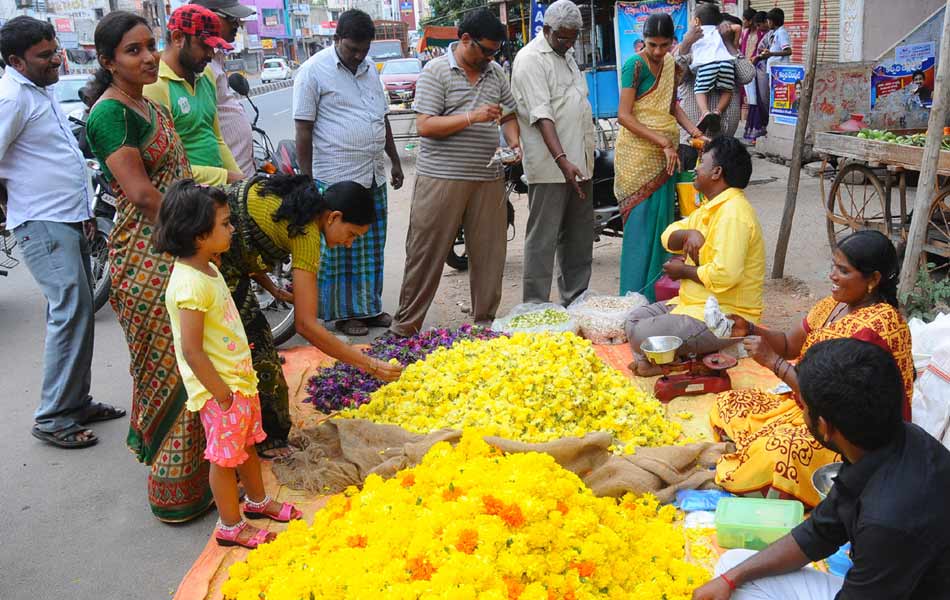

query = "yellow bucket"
[{"left": 676, "top": 182, "right": 704, "bottom": 216}]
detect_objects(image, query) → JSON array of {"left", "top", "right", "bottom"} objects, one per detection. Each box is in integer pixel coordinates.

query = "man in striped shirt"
[{"left": 389, "top": 8, "right": 521, "bottom": 337}]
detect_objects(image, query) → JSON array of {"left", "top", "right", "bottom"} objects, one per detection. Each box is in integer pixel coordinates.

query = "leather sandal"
[{"left": 214, "top": 520, "right": 276, "bottom": 549}]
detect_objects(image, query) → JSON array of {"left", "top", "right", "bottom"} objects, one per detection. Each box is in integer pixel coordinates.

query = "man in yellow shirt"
[
  {"left": 144, "top": 4, "right": 242, "bottom": 185},
  {"left": 625, "top": 136, "right": 765, "bottom": 376}
]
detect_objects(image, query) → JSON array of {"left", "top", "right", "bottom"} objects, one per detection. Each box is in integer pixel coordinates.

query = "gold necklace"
[{"left": 111, "top": 83, "right": 150, "bottom": 120}]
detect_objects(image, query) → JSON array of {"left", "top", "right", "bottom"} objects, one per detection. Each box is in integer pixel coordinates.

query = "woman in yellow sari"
[
  {"left": 615, "top": 13, "right": 706, "bottom": 301},
  {"left": 710, "top": 230, "right": 914, "bottom": 507}
]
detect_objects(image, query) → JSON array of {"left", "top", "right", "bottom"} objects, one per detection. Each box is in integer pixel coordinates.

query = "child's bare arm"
[{"left": 179, "top": 308, "right": 234, "bottom": 408}]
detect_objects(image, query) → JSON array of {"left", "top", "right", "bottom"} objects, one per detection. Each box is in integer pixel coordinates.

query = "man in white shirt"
[
  {"left": 511, "top": 0, "right": 595, "bottom": 306},
  {"left": 194, "top": 0, "right": 256, "bottom": 178},
  {"left": 0, "top": 17, "right": 124, "bottom": 449},
  {"left": 293, "top": 9, "right": 403, "bottom": 336}
]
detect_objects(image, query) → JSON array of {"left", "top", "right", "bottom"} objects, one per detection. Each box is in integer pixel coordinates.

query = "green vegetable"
[{"left": 508, "top": 308, "right": 570, "bottom": 329}]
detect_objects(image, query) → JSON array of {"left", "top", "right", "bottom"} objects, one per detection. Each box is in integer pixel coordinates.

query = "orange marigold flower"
[
  {"left": 407, "top": 556, "right": 436, "bottom": 581},
  {"left": 455, "top": 528, "right": 479, "bottom": 554},
  {"left": 346, "top": 534, "right": 367, "bottom": 548},
  {"left": 556, "top": 500, "right": 570, "bottom": 515},
  {"left": 569, "top": 561, "right": 596, "bottom": 578},
  {"left": 503, "top": 575, "right": 525, "bottom": 600},
  {"left": 401, "top": 473, "right": 416, "bottom": 488},
  {"left": 483, "top": 495, "right": 505, "bottom": 516},
  {"left": 500, "top": 503, "right": 526, "bottom": 528},
  {"left": 442, "top": 485, "right": 464, "bottom": 501}
]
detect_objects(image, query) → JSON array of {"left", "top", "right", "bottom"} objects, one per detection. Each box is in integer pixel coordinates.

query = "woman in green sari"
[
  {"left": 85, "top": 11, "right": 211, "bottom": 522},
  {"left": 615, "top": 13, "right": 706, "bottom": 301}
]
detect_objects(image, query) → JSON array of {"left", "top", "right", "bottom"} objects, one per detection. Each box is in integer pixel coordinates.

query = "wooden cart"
[{"left": 813, "top": 130, "right": 950, "bottom": 271}]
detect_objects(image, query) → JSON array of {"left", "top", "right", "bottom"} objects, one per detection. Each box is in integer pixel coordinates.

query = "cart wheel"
[
  {"left": 826, "top": 163, "right": 889, "bottom": 249},
  {"left": 925, "top": 188, "right": 950, "bottom": 273}
]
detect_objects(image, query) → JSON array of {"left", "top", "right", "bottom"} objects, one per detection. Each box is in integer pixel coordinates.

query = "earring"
[{"left": 868, "top": 285, "right": 874, "bottom": 295}]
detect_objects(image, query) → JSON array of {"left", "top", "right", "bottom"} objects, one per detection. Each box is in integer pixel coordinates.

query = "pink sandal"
[
  {"left": 214, "top": 520, "right": 275, "bottom": 549},
  {"left": 243, "top": 495, "right": 302, "bottom": 522}
]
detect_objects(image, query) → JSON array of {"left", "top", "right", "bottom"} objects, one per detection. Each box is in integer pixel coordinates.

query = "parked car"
[
  {"left": 53, "top": 74, "right": 91, "bottom": 116},
  {"left": 261, "top": 58, "right": 292, "bottom": 83},
  {"left": 379, "top": 58, "right": 422, "bottom": 104}
]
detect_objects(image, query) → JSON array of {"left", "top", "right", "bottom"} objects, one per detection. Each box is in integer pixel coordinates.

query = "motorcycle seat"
[{"left": 594, "top": 149, "right": 615, "bottom": 179}]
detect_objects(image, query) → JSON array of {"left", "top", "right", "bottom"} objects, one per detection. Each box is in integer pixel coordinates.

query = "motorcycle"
[
  {"left": 228, "top": 73, "right": 298, "bottom": 346},
  {"left": 445, "top": 148, "right": 621, "bottom": 271},
  {"left": 69, "top": 112, "right": 116, "bottom": 313}
]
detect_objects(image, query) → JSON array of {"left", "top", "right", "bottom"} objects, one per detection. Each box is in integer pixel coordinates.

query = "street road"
[{"left": 0, "top": 85, "right": 305, "bottom": 600}]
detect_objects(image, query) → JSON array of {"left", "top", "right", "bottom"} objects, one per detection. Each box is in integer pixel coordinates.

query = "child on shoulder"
[
  {"left": 155, "top": 180, "right": 302, "bottom": 549},
  {"left": 690, "top": 3, "right": 737, "bottom": 134}
]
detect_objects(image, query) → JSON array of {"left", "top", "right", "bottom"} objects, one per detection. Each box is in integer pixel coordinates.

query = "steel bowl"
[
  {"left": 640, "top": 336, "right": 683, "bottom": 365},
  {"left": 812, "top": 462, "right": 843, "bottom": 501}
]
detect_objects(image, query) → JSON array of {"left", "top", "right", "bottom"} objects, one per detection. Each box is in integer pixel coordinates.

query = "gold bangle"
[{"left": 466, "top": 112, "right": 472, "bottom": 126}]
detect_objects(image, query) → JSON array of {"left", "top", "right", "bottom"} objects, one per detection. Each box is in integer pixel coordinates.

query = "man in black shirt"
[{"left": 693, "top": 338, "right": 950, "bottom": 600}]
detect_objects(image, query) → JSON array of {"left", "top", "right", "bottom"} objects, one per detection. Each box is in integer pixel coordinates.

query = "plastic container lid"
[{"left": 714, "top": 497, "right": 804, "bottom": 550}]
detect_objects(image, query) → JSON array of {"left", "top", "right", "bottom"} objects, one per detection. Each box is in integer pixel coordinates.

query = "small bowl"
[
  {"left": 812, "top": 462, "right": 843, "bottom": 501},
  {"left": 640, "top": 336, "right": 683, "bottom": 365}
]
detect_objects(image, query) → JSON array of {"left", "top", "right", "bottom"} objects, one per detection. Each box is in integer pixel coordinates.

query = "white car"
[{"left": 261, "top": 58, "right": 292, "bottom": 83}]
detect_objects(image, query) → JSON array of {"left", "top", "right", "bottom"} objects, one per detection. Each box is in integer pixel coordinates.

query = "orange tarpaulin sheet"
[{"left": 174, "top": 343, "right": 781, "bottom": 600}]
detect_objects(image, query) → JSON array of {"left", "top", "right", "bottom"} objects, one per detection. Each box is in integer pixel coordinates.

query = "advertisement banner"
[
  {"left": 871, "top": 42, "right": 935, "bottom": 109},
  {"left": 614, "top": 1, "right": 688, "bottom": 87},
  {"left": 529, "top": 0, "right": 546, "bottom": 40},
  {"left": 769, "top": 64, "right": 805, "bottom": 126},
  {"left": 871, "top": 42, "right": 937, "bottom": 108}
]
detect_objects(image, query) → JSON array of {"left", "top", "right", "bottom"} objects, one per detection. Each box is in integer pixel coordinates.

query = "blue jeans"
[{"left": 14, "top": 221, "right": 95, "bottom": 433}]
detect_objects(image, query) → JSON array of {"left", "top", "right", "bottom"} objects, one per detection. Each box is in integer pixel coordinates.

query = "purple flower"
[{"left": 304, "top": 326, "right": 500, "bottom": 412}]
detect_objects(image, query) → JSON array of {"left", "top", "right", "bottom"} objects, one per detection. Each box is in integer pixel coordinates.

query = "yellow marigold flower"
[
  {"left": 342, "top": 333, "right": 682, "bottom": 451},
  {"left": 222, "top": 433, "right": 709, "bottom": 599}
]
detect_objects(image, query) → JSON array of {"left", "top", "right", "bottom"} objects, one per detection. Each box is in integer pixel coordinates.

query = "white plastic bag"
[
  {"left": 491, "top": 302, "right": 579, "bottom": 335},
  {"left": 566, "top": 291, "right": 648, "bottom": 344},
  {"left": 908, "top": 313, "right": 950, "bottom": 371},
  {"left": 912, "top": 346, "right": 950, "bottom": 449}
]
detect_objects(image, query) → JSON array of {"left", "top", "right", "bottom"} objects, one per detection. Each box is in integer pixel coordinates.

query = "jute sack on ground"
[{"left": 274, "top": 418, "right": 730, "bottom": 503}]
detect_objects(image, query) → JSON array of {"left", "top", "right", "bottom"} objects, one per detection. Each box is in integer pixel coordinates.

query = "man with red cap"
[{"left": 144, "top": 3, "right": 243, "bottom": 185}]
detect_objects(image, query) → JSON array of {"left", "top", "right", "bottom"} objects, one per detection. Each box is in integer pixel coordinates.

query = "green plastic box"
[{"left": 714, "top": 497, "right": 804, "bottom": 550}]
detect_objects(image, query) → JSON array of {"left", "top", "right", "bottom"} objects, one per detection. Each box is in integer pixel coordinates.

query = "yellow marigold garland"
[
  {"left": 222, "top": 433, "right": 710, "bottom": 600},
  {"left": 343, "top": 332, "right": 682, "bottom": 453}
]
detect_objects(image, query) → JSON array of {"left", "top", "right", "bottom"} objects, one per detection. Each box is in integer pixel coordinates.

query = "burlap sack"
[{"left": 275, "top": 419, "right": 731, "bottom": 504}]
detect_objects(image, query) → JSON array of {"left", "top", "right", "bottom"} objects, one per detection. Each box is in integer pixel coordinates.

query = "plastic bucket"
[{"left": 676, "top": 181, "right": 704, "bottom": 217}]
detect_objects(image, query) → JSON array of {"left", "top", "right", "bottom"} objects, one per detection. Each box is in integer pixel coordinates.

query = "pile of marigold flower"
[
  {"left": 343, "top": 332, "right": 682, "bottom": 452},
  {"left": 221, "top": 433, "right": 709, "bottom": 600},
  {"left": 305, "top": 325, "right": 499, "bottom": 412}
]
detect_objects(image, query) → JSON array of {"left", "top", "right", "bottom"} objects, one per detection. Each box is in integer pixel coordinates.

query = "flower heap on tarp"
[
  {"left": 305, "top": 325, "right": 499, "bottom": 412},
  {"left": 221, "top": 433, "right": 710, "bottom": 600},
  {"left": 344, "top": 332, "right": 682, "bottom": 453}
]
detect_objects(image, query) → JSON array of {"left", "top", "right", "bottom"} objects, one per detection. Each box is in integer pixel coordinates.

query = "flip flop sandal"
[
  {"left": 256, "top": 439, "right": 297, "bottom": 460},
  {"left": 31, "top": 425, "right": 98, "bottom": 449},
  {"left": 244, "top": 498, "right": 303, "bottom": 522},
  {"left": 361, "top": 312, "right": 393, "bottom": 328},
  {"left": 335, "top": 319, "right": 369, "bottom": 337},
  {"left": 80, "top": 402, "right": 127, "bottom": 425},
  {"left": 214, "top": 520, "right": 275, "bottom": 549}
]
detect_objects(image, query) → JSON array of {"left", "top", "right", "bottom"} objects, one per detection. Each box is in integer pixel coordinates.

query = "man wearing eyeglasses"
[
  {"left": 390, "top": 8, "right": 521, "bottom": 337},
  {"left": 194, "top": 0, "right": 257, "bottom": 178},
  {"left": 511, "top": 0, "right": 595, "bottom": 307}
]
